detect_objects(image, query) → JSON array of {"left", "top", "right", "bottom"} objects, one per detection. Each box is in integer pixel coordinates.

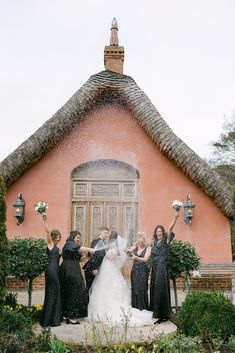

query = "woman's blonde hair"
[{"left": 136, "top": 231, "right": 147, "bottom": 245}]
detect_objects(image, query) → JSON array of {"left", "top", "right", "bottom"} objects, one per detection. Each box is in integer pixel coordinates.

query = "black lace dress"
[
  {"left": 60, "top": 241, "right": 88, "bottom": 318},
  {"left": 150, "top": 232, "right": 174, "bottom": 319},
  {"left": 131, "top": 247, "right": 149, "bottom": 310},
  {"left": 40, "top": 246, "right": 62, "bottom": 327}
]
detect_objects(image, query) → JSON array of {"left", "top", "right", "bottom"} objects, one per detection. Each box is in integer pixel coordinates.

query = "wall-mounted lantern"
[
  {"left": 13, "top": 193, "right": 25, "bottom": 225},
  {"left": 183, "top": 195, "right": 195, "bottom": 226}
]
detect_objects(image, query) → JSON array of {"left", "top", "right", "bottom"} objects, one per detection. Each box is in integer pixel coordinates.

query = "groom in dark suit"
[{"left": 83, "top": 226, "right": 110, "bottom": 292}]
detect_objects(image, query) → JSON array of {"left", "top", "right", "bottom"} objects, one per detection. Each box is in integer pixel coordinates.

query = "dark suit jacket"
[{"left": 83, "top": 237, "right": 106, "bottom": 273}]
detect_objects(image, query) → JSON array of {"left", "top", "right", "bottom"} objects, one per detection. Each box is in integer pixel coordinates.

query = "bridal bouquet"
[
  {"left": 172, "top": 200, "right": 183, "bottom": 212},
  {"left": 35, "top": 201, "right": 48, "bottom": 221},
  {"left": 191, "top": 270, "right": 201, "bottom": 277}
]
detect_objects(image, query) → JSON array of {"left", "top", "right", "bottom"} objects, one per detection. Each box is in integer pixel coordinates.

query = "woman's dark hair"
[
  {"left": 153, "top": 225, "right": 166, "bottom": 243},
  {"left": 67, "top": 230, "right": 81, "bottom": 242},
  {"left": 99, "top": 226, "right": 110, "bottom": 232},
  {"left": 50, "top": 229, "right": 61, "bottom": 240},
  {"left": 109, "top": 230, "right": 118, "bottom": 242},
  {"left": 109, "top": 231, "right": 120, "bottom": 254}
]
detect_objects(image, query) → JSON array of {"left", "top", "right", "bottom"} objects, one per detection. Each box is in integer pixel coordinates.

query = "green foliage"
[
  {"left": 211, "top": 111, "right": 235, "bottom": 163},
  {"left": 213, "top": 164, "right": 235, "bottom": 184},
  {"left": 178, "top": 291, "right": 235, "bottom": 340},
  {"left": 0, "top": 309, "right": 31, "bottom": 334},
  {"left": 33, "top": 327, "right": 52, "bottom": 352},
  {"left": 49, "top": 338, "right": 68, "bottom": 353},
  {"left": 0, "top": 333, "right": 23, "bottom": 353},
  {"left": 168, "top": 240, "right": 200, "bottom": 280},
  {"left": 209, "top": 111, "right": 235, "bottom": 184},
  {"left": 0, "top": 310, "right": 33, "bottom": 351},
  {"left": 66, "top": 335, "right": 205, "bottom": 353},
  {"left": 227, "top": 335, "right": 235, "bottom": 352},
  {"left": 155, "top": 334, "right": 204, "bottom": 353},
  {"left": 4, "top": 292, "right": 18, "bottom": 308},
  {"left": 0, "top": 172, "right": 9, "bottom": 311},
  {"left": 0, "top": 305, "right": 40, "bottom": 352},
  {"left": 8, "top": 237, "right": 47, "bottom": 306},
  {"left": 4, "top": 302, "right": 43, "bottom": 323},
  {"left": 33, "top": 329, "right": 70, "bottom": 353},
  {"left": 9, "top": 237, "right": 47, "bottom": 281}
]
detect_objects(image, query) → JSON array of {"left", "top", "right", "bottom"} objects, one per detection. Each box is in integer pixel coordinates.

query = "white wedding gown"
[{"left": 88, "top": 241, "right": 153, "bottom": 326}]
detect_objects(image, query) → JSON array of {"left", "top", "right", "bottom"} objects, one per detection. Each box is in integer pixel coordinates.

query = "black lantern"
[
  {"left": 183, "top": 195, "right": 195, "bottom": 226},
  {"left": 13, "top": 193, "right": 25, "bottom": 225}
]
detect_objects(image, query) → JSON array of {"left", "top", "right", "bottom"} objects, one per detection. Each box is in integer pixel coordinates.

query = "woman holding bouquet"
[
  {"left": 40, "top": 219, "right": 62, "bottom": 327},
  {"left": 150, "top": 211, "right": 179, "bottom": 323},
  {"left": 60, "top": 231, "right": 95, "bottom": 324}
]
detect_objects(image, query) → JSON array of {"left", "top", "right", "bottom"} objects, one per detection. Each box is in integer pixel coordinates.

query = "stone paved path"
[{"left": 33, "top": 319, "right": 177, "bottom": 345}]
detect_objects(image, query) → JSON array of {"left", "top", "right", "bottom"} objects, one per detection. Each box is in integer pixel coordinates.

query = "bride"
[{"left": 88, "top": 231, "right": 153, "bottom": 326}]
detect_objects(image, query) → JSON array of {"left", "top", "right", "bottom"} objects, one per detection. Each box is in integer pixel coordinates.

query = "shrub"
[
  {"left": 0, "top": 308, "right": 36, "bottom": 352},
  {"left": 4, "top": 292, "right": 18, "bottom": 308},
  {"left": 49, "top": 337, "right": 68, "bottom": 353},
  {"left": 227, "top": 335, "right": 235, "bottom": 352},
  {"left": 4, "top": 302, "right": 43, "bottom": 323},
  {"left": 0, "top": 333, "right": 23, "bottom": 353},
  {"left": 0, "top": 310, "right": 31, "bottom": 334},
  {"left": 66, "top": 336, "right": 205, "bottom": 353},
  {"left": 178, "top": 290, "right": 235, "bottom": 340},
  {"left": 168, "top": 240, "right": 200, "bottom": 310},
  {"left": 150, "top": 334, "right": 204, "bottom": 353},
  {"left": 33, "top": 327, "right": 52, "bottom": 352},
  {"left": 8, "top": 237, "right": 47, "bottom": 306}
]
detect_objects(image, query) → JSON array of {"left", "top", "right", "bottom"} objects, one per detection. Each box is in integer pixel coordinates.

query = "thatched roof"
[{"left": 0, "top": 70, "right": 232, "bottom": 217}]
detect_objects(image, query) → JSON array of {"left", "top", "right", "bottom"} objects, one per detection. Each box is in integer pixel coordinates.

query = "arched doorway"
[{"left": 71, "top": 160, "right": 139, "bottom": 246}]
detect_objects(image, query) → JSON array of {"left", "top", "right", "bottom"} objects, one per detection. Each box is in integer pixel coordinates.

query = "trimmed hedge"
[{"left": 179, "top": 290, "right": 235, "bottom": 339}]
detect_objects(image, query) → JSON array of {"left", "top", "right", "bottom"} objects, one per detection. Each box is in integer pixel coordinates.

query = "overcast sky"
[{"left": 0, "top": 0, "right": 235, "bottom": 162}]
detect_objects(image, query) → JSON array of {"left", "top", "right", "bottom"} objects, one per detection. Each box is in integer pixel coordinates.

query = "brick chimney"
[{"left": 104, "top": 18, "right": 124, "bottom": 74}]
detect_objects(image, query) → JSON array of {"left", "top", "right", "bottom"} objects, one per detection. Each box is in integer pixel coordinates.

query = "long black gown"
[
  {"left": 40, "top": 246, "right": 62, "bottom": 327},
  {"left": 131, "top": 247, "right": 149, "bottom": 310},
  {"left": 60, "top": 241, "right": 88, "bottom": 318},
  {"left": 150, "top": 232, "right": 174, "bottom": 319},
  {"left": 83, "top": 237, "right": 106, "bottom": 292}
]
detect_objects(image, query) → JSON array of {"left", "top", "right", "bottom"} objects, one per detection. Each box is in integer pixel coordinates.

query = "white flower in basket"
[
  {"left": 172, "top": 200, "right": 183, "bottom": 212},
  {"left": 35, "top": 201, "right": 48, "bottom": 221}
]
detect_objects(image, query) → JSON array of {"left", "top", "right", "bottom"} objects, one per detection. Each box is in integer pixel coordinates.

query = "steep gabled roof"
[{"left": 0, "top": 70, "right": 232, "bottom": 217}]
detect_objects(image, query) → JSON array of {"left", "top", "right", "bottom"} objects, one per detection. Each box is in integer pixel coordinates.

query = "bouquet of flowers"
[
  {"left": 172, "top": 200, "right": 183, "bottom": 212},
  {"left": 191, "top": 270, "right": 201, "bottom": 277},
  {"left": 35, "top": 201, "right": 48, "bottom": 221}
]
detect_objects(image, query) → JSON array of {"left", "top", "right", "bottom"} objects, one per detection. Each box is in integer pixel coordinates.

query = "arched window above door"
[{"left": 71, "top": 159, "right": 140, "bottom": 180}]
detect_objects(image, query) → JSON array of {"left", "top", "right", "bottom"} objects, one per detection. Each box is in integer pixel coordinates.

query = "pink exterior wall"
[{"left": 5, "top": 105, "right": 232, "bottom": 263}]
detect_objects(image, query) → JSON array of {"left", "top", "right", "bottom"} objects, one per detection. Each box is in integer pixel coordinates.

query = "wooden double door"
[
  {"left": 71, "top": 160, "right": 139, "bottom": 246},
  {"left": 72, "top": 200, "right": 137, "bottom": 246}
]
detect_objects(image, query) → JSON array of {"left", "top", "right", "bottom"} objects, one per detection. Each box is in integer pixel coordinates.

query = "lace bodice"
[{"left": 106, "top": 244, "right": 119, "bottom": 260}]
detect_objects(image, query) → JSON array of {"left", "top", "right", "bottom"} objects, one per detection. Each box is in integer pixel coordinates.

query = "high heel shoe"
[
  {"left": 154, "top": 318, "right": 162, "bottom": 324},
  {"left": 66, "top": 318, "right": 80, "bottom": 325}
]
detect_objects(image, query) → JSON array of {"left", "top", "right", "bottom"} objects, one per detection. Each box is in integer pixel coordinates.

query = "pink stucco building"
[{"left": 1, "top": 19, "right": 234, "bottom": 289}]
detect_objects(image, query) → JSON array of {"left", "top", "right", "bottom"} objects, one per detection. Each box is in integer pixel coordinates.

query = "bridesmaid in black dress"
[
  {"left": 60, "top": 231, "right": 95, "bottom": 324},
  {"left": 127, "top": 232, "right": 151, "bottom": 310},
  {"left": 40, "top": 223, "right": 62, "bottom": 327},
  {"left": 150, "top": 212, "right": 179, "bottom": 323}
]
